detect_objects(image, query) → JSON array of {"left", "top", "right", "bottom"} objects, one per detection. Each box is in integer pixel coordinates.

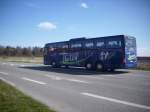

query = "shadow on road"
[{"left": 19, "top": 65, "right": 129, "bottom": 75}]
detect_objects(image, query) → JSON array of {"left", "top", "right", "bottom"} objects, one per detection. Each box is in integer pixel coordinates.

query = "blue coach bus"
[{"left": 43, "top": 35, "right": 137, "bottom": 71}]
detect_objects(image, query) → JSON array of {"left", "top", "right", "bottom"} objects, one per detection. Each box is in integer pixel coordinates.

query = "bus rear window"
[
  {"left": 125, "top": 38, "right": 136, "bottom": 47},
  {"left": 107, "top": 40, "right": 121, "bottom": 48}
]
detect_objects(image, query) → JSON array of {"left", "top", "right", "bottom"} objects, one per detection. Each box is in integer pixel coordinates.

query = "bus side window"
[
  {"left": 96, "top": 41, "right": 105, "bottom": 48},
  {"left": 107, "top": 40, "right": 121, "bottom": 48},
  {"left": 49, "top": 47, "right": 55, "bottom": 52},
  {"left": 54, "top": 43, "right": 68, "bottom": 50},
  {"left": 71, "top": 43, "right": 82, "bottom": 48},
  {"left": 62, "top": 44, "right": 68, "bottom": 48},
  {"left": 85, "top": 42, "right": 94, "bottom": 48},
  {"left": 47, "top": 44, "right": 55, "bottom": 52}
]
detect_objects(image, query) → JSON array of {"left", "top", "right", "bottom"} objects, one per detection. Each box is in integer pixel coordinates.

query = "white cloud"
[
  {"left": 80, "top": 2, "right": 88, "bottom": 9},
  {"left": 37, "top": 22, "right": 56, "bottom": 31}
]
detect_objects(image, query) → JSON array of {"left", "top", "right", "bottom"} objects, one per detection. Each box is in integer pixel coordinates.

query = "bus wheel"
[
  {"left": 110, "top": 68, "right": 115, "bottom": 72},
  {"left": 65, "top": 65, "right": 69, "bottom": 68},
  {"left": 51, "top": 61, "right": 57, "bottom": 68},
  {"left": 85, "top": 62, "right": 93, "bottom": 70},
  {"left": 96, "top": 62, "right": 104, "bottom": 71}
]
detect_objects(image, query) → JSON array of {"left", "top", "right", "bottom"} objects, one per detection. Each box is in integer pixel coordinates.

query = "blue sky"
[{"left": 0, "top": 0, "right": 150, "bottom": 56}]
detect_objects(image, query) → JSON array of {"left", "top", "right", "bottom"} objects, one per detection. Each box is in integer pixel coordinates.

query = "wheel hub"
[
  {"left": 97, "top": 64, "right": 102, "bottom": 69},
  {"left": 52, "top": 62, "right": 56, "bottom": 66},
  {"left": 87, "top": 63, "right": 92, "bottom": 69}
]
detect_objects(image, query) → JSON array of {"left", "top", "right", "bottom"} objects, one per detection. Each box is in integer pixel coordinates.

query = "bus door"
[
  {"left": 62, "top": 42, "right": 81, "bottom": 65},
  {"left": 62, "top": 52, "right": 78, "bottom": 65},
  {"left": 125, "top": 36, "right": 137, "bottom": 68}
]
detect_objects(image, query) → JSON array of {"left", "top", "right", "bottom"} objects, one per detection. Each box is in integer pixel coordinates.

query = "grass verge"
[
  {"left": 136, "top": 67, "right": 150, "bottom": 71},
  {"left": 0, "top": 80, "right": 56, "bottom": 112}
]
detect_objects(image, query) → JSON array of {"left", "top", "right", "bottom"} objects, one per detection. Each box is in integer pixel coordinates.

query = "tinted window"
[
  {"left": 48, "top": 47, "right": 55, "bottom": 52},
  {"left": 85, "top": 42, "right": 94, "bottom": 48},
  {"left": 47, "top": 43, "right": 68, "bottom": 51},
  {"left": 125, "top": 38, "right": 135, "bottom": 47},
  {"left": 44, "top": 47, "right": 48, "bottom": 55},
  {"left": 71, "top": 43, "right": 82, "bottom": 48},
  {"left": 48, "top": 44, "right": 56, "bottom": 48},
  {"left": 52, "top": 43, "right": 68, "bottom": 49},
  {"left": 107, "top": 40, "right": 121, "bottom": 48},
  {"left": 55, "top": 43, "right": 64, "bottom": 48},
  {"left": 47, "top": 45, "right": 55, "bottom": 52},
  {"left": 62, "top": 44, "right": 68, "bottom": 48},
  {"left": 96, "top": 41, "right": 105, "bottom": 48}
]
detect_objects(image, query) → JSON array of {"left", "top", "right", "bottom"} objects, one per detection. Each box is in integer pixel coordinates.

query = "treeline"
[{"left": 0, "top": 45, "right": 43, "bottom": 57}]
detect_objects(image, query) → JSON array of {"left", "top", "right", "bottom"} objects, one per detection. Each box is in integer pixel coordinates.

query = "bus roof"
[
  {"left": 45, "top": 35, "right": 133, "bottom": 47},
  {"left": 45, "top": 41, "right": 68, "bottom": 47}
]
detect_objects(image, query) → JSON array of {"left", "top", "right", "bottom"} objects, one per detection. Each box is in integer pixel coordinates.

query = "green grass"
[
  {"left": 136, "top": 62, "right": 150, "bottom": 71},
  {"left": 0, "top": 80, "right": 56, "bottom": 112},
  {"left": 136, "top": 67, "right": 150, "bottom": 71}
]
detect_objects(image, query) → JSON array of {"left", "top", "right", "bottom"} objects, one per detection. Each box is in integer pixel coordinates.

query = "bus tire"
[
  {"left": 96, "top": 62, "right": 104, "bottom": 71},
  {"left": 51, "top": 61, "right": 60, "bottom": 68},
  {"left": 65, "top": 65, "right": 69, "bottom": 68},
  {"left": 85, "top": 62, "right": 93, "bottom": 70},
  {"left": 110, "top": 68, "right": 115, "bottom": 72}
]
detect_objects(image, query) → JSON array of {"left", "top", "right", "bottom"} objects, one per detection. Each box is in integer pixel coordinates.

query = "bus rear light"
[{"left": 122, "top": 58, "right": 126, "bottom": 64}]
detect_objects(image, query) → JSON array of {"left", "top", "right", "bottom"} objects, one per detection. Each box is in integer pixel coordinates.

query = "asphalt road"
[{"left": 0, "top": 61, "right": 150, "bottom": 112}]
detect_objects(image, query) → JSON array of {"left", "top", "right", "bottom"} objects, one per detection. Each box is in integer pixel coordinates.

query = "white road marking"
[
  {"left": 85, "top": 76, "right": 105, "bottom": 80},
  {"left": 45, "top": 74, "right": 89, "bottom": 83},
  {"left": 82, "top": 92, "right": 150, "bottom": 110},
  {"left": 0, "top": 71, "right": 9, "bottom": 75},
  {"left": 22, "top": 77, "right": 46, "bottom": 85},
  {"left": 19, "top": 64, "right": 43, "bottom": 67},
  {"left": 2, "top": 62, "right": 6, "bottom": 65},
  {"left": 45, "top": 75, "right": 63, "bottom": 80},
  {"left": 0, "top": 77, "right": 16, "bottom": 86},
  {"left": 20, "top": 65, "right": 25, "bottom": 67},
  {"left": 66, "top": 78, "right": 89, "bottom": 83},
  {"left": 10, "top": 63, "right": 14, "bottom": 66}
]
